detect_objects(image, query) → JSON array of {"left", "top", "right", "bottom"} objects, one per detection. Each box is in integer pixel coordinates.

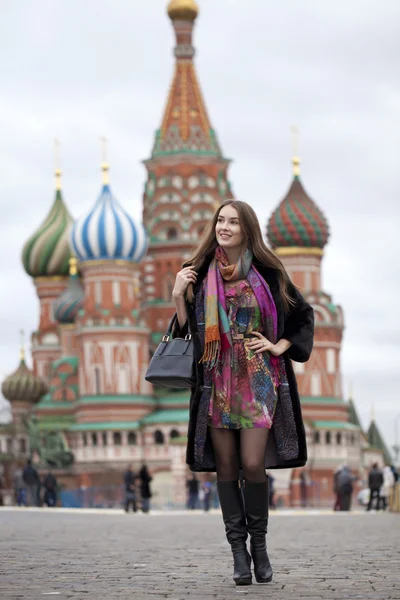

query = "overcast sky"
[{"left": 1, "top": 0, "right": 399, "bottom": 451}]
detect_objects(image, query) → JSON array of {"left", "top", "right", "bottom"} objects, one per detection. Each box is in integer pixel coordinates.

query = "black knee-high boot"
[
  {"left": 243, "top": 480, "right": 273, "bottom": 583},
  {"left": 217, "top": 481, "right": 252, "bottom": 586}
]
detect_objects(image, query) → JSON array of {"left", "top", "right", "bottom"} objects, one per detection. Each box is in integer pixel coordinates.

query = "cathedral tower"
[
  {"left": 142, "top": 0, "right": 233, "bottom": 344},
  {"left": 22, "top": 163, "right": 73, "bottom": 380},
  {"left": 267, "top": 155, "right": 344, "bottom": 403}
]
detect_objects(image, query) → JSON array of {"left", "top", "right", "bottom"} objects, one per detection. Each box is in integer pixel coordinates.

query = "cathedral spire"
[{"left": 152, "top": 1, "right": 222, "bottom": 158}]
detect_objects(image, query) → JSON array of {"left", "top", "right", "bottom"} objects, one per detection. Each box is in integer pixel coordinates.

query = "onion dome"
[
  {"left": 267, "top": 157, "right": 329, "bottom": 249},
  {"left": 22, "top": 169, "right": 73, "bottom": 277},
  {"left": 1, "top": 335, "right": 48, "bottom": 403},
  {"left": 53, "top": 257, "right": 84, "bottom": 324},
  {"left": 167, "top": 0, "right": 199, "bottom": 21},
  {"left": 70, "top": 163, "right": 148, "bottom": 263}
]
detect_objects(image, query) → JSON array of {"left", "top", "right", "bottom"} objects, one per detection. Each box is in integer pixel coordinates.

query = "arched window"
[
  {"left": 91, "top": 433, "right": 98, "bottom": 447},
  {"left": 83, "top": 433, "right": 88, "bottom": 447},
  {"left": 113, "top": 432, "right": 122, "bottom": 446},
  {"left": 325, "top": 431, "right": 331, "bottom": 445},
  {"left": 170, "top": 429, "right": 180, "bottom": 440},
  {"left": 19, "top": 438, "right": 26, "bottom": 453},
  {"left": 350, "top": 433, "right": 355, "bottom": 445},
  {"left": 128, "top": 432, "right": 137, "bottom": 445},
  {"left": 336, "top": 432, "right": 342, "bottom": 445},
  {"left": 167, "top": 228, "right": 178, "bottom": 241},
  {"left": 164, "top": 274, "right": 175, "bottom": 301},
  {"left": 102, "top": 432, "right": 108, "bottom": 446},
  {"left": 313, "top": 431, "right": 320, "bottom": 444},
  {"left": 154, "top": 430, "right": 164, "bottom": 445}
]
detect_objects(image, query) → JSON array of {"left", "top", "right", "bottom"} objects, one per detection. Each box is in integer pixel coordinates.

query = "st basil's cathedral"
[{"left": 0, "top": 0, "right": 391, "bottom": 507}]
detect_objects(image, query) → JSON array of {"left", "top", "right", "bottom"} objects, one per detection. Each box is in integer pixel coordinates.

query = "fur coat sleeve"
[{"left": 282, "top": 284, "right": 314, "bottom": 363}]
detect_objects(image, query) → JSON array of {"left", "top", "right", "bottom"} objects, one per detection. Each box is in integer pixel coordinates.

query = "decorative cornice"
[{"left": 275, "top": 247, "right": 324, "bottom": 257}]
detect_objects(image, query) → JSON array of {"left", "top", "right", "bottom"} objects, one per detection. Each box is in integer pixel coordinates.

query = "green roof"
[
  {"left": 301, "top": 396, "right": 345, "bottom": 405},
  {"left": 36, "top": 401, "right": 76, "bottom": 410},
  {"left": 367, "top": 420, "right": 392, "bottom": 464},
  {"left": 140, "top": 409, "right": 189, "bottom": 425},
  {"left": 156, "top": 390, "right": 190, "bottom": 406},
  {"left": 77, "top": 395, "right": 155, "bottom": 406},
  {"left": 348, "top": 399, "right": 363, "bottom": 429},
  {"left": 51, "top": 356, "right": 78, "bottom": 371},
  {"left": 70, "top": 421, "right": 140, "bottom": 432},
  {"left": 313, "top": 421, "right": 361, "bottom": 431}
]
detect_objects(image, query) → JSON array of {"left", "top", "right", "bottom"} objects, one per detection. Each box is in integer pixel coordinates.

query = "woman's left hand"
[{"left": 247, "top": 331, "right": 283, "bottom": 357}]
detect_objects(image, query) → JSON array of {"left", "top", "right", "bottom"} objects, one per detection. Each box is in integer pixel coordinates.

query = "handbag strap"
[{"left": 164, "top": 311, "right": 191, "bottom": 340}]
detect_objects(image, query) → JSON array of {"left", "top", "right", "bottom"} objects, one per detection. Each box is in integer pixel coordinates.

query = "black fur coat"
[{"left": 174, "top": 256, "right": 314, "bottom": 472}]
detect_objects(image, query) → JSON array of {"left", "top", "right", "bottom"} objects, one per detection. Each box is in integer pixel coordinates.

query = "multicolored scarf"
[{"left": 202, "top": 246, "right": 283, "bottom": 387}]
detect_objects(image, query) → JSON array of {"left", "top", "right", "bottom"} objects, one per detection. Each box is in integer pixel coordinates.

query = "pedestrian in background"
[
  {"left": 22, "top": 459, "right": 40, "bottom": 507},
  {"left": 187, "top": 474, "right": 199, "bottom": 509},
  {"left": 14, "top": 465, "right": 26, "bottom": 507},
  {"left": 367, "top": 463, "right": 384, "bottom": 511},
  {"left": 337, "top": 465, "right": 356, "bottom": 511},
  {"left": 333, "top": 465, "right": 342, "bottom": 511},
  {"left": 379, "top": 465, "right": 394, "bottom": 511},
  {"left": 267, "top": 474, "right": 276, "bottom": 510},
  {"left": 172, "top": 200, "right": 314, "bottom": 586},
  {"left": 139, "top": 464, "right": 152, "bottom": 513},
  {"left": 43, "top": 470, "right": 58, "bottom": 507},
  {"left": 123, "top": 464, "right": 137, "bottom": 513},
  {"left": 203, "top": 479, "right": 212, "bottom": 512}
]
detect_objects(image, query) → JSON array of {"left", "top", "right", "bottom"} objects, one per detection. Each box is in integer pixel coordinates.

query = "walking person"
[
  {"left": 14, "top": 465, "right": 26, "bottom": 507},
  {"left": 123, "top": 464, "right": 137, "bottom": 513},
  {"left": 172, "top": 200, "right": 314, "bottom": 586},
  {"left": 337, "top": 465, "right": 356, "bottom": 511},
  {"left": 22, "top": 459, "right": 40, "bottom": 507},
  {"left": 203, "top": 479, "right": 212, "bottom": 512},
  {"left": 380, "top": 465, "right": 395, "bottom": 511},
  {"left": 333, "top": 465, "right": 343, "bottom": 511},
  {"left": 43, "top": 471, "right": 58, "bottom": 507},
  {"left": 366, "top": 463, "right": 384, "bottom": 511},
  {"left": 187, "top": 474, "right": 199, "bottom": 509},
  {"left": 139, "top": 464, "right": 152, "bottom": 513}
]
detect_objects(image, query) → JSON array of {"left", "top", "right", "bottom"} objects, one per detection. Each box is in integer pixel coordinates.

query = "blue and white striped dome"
[{"left": 70, "top": 177, "right": 148, "bottom": 263}]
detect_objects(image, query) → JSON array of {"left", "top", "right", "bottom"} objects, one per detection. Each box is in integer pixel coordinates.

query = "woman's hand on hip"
[
  {"left": 172, "top": 267, "right": 197, "bottom": 298},
  {"left": 247, "top": 331, "right": 283, "bottom": 357}
]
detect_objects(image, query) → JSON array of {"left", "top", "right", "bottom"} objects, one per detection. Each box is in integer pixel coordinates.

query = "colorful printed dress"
[{"left": 208, "top": 280, "right": 278, "bottom": 429}]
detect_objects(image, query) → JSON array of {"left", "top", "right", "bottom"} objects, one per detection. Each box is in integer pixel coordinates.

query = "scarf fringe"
[{"left": 200, "top": 341, "right": 221, "bottom": 368}]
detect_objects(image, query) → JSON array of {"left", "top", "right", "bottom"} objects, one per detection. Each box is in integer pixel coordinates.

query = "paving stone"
[{"left": 0, "top": 510, "right": 399, "bottom": 599}]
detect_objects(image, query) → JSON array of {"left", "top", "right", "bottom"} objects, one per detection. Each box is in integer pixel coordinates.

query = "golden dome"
[{"left": 167, "top": 0, "right": 199, "bottom": 22}]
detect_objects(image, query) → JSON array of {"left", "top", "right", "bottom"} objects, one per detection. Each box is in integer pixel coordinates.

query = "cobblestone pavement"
[{"left": 0, "top": 508, "right": 399, "bottom": 600}]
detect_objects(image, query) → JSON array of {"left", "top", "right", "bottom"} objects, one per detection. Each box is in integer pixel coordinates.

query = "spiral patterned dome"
[
  {"left": 70, "top": 168, "right": 148, "bottom": 263},
  {"left": 2, "top": 354, "right": 48, "bottom": 404},
  {"left": 267, "top": 166, "right": 329, "bottom": 249},
  {"left": 22, "top": 182, "right": 73, "bottom": 278},
  {"left": 53, "top": 258, "right": 84, "bottom": 324}
]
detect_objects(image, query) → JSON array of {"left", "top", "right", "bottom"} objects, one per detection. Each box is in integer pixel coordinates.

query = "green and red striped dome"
[
  {"left": 22, "top": 186, "right": 73, "bottom": 278},
  {"left": 1, "top": 356, "right": 48, "bottom": 404},
  {"left": 267, "top": 175, "right": 329, "bottom": 249}
]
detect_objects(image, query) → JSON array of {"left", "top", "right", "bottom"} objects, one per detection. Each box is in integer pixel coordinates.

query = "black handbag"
[{"left": 145, "top": 314, "right": 196, "bottom": 389}]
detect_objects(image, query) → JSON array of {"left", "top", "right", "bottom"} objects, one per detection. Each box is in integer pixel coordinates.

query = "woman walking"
[{"left": 172, "top": 200, "right": 314, "bottom": 586}]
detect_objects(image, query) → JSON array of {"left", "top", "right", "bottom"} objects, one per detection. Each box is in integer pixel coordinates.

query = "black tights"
[{"left": 210, "top": 427, "right": 269, "bottom": 483}]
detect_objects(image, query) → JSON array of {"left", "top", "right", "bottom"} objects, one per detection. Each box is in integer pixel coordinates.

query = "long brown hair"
[{"left": 186, "top": 200, "right": 295, "bottom": 311}]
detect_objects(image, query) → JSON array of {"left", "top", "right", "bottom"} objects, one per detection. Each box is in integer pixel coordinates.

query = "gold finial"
[
  {"left": 69, "top": 256, "right": 78, "bottom": 276},
  {"left": 291, "top": 125, "right": 301, "bottom": 177},
  {"left": 54, "top": 138, "right": 62, "bottom": 190},
  {"left": 19, "top": 329, "right": 25, "bottom": 362},
  {"left": 100, "top": 136, "right": 109, "bottom": 185},
  {"left": 167, "top": 0, "right": 199, "bottom": 22}
]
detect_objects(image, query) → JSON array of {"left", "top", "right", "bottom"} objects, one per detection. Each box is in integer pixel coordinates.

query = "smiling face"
[{"left": 215, "top": 204, "right": 244, "bottom": 250}]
